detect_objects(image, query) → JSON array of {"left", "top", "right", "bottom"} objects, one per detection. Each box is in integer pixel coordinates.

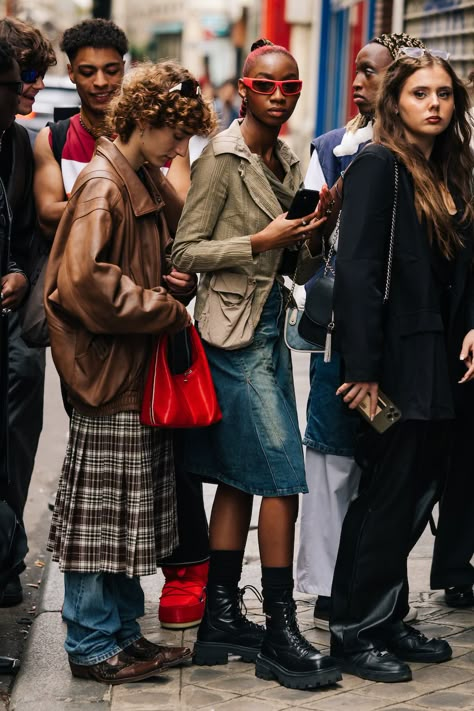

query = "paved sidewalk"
[
  {"left": 9, "top": 353, "right": 474, "bottom": 710},
  {"left": 9, "top": 495, "right": 474, "bottom": 711}
]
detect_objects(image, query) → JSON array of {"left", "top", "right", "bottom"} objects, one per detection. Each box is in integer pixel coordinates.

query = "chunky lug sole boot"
[
  {"left": 159, "top": 561, "right": 209, "bottom": 630},
  {"left": 193, "top": 583, "right": 265, "bottom": 665},
  {"left": 255, "top": 597, "right": 341, "bottom": 689}
]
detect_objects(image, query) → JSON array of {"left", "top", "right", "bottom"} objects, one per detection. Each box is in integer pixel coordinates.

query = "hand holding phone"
[
  {"left": 337, "top": 381, "right": 401, "bottom": 434},
  {"left": 286, "top": 189, "right": 320, "bottom": 220},
  {"left": 356, "top": 390, "right": 401, "bottom": 433}
]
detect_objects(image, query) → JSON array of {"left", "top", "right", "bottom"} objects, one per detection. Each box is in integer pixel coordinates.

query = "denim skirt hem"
[{"left": 187, "top": 466, "right": 308, "bottom": 497}]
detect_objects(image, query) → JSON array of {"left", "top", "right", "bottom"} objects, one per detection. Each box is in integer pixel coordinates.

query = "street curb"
[{"left": 9, "top": 558, "right": 106, "bottom": 711}]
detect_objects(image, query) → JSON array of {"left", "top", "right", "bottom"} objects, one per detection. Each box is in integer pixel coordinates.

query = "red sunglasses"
[{"left": 241, "top": 77, "right": 303, "bottom": 96}]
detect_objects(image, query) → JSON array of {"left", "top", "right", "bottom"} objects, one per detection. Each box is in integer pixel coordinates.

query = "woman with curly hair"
[
  {"left": 44, "top": 61, "right": 215, "bottom": 685},
  {"left": 331, "top": 49, "right": 474, "bottom": 682}
]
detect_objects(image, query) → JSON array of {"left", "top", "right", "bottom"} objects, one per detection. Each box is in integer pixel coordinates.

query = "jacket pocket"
[
  {"left": 398, "top": 311, "right": 443, "bottom": 335},
  {"left": 76, "top": 332, "right": 111, "bottom": 361},
  {"left": 199, "top": 272, "right": 257, "bottom": 350},
  {"left": 73, "top": 330, "right": 142, "bottom": 407}
]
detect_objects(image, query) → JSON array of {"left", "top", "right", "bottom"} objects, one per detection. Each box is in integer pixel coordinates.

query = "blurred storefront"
[{"left": 401, "top": 0, "right": 474, "bottom": 81}]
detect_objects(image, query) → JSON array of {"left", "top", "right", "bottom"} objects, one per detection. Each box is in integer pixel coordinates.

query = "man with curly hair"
[
  {"left": 0, "top": 17, "right": 56, "bottom": 607},
  {"left": 34, "top": 18, "right": 211, "bottom": 632}
]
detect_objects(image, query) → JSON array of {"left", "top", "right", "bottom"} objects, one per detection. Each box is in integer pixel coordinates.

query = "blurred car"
[{"left": 16, "top": 75, "right": 80, "bottom": 133}]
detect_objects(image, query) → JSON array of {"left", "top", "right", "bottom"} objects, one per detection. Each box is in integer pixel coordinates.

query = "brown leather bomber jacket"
[{"left": 45, "top": 138, "right": 190, "bottom": 416}]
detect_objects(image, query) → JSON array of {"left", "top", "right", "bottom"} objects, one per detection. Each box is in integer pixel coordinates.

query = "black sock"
[
  {"left": 208, "top": 549, "right": 244, "bottom": 588},
  {"left": 261, "top": 565, "right": 294, "bottom": 605}
]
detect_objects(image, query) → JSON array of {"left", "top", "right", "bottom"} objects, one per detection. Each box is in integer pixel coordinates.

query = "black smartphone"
[{"left": 286, "top": 188, "right": 320, "bottom": 220}]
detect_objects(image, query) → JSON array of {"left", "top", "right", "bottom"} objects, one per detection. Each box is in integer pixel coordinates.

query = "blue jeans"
[
  {"left": 63, "top": 572, "right": 144, "bottom": 665},
  {"left": 303, "top": 352, "right": 359, "bottom": 456}
]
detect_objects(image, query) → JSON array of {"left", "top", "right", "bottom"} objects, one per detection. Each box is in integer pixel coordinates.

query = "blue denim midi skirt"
[{"left": 180, "top": 282, "right": 307, "bottom": 497}]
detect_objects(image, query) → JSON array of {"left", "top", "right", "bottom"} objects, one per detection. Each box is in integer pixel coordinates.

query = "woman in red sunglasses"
[{"left": 172, "top": 40, "right": 339, "bottom": 689}]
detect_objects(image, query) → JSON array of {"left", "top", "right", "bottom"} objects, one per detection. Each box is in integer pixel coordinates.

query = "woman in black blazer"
[{"left": 331, "top": 50, "right": 474, "bottom": 682}]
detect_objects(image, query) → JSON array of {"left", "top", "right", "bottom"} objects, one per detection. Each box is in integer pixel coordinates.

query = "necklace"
[{"left": 79, "top": 110, "right": 108, "bottom": 140}]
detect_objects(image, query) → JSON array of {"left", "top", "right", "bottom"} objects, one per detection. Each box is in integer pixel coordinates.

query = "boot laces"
[
  {"left": 403, "top": 624, "right": 428, "bottom": 643},
  {"left": 237, "top": 585, "right": 264, "bottom": 631},
  {"left": 284, "top": 600, "right": 319, "bottom": 655}
]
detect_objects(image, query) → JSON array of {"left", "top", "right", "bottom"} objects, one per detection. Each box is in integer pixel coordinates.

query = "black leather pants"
[{"left": 330, "top": 419, "right": 451, "bottom": 655}]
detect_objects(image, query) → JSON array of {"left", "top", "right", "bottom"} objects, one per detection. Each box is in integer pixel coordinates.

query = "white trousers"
[{"left": 295, "top": 449, "right": 361, "bottom": 596}]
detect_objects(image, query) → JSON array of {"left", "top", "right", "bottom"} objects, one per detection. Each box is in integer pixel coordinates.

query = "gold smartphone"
[{"left": 356, "top": 390, "right": 402, "bottom": 434}]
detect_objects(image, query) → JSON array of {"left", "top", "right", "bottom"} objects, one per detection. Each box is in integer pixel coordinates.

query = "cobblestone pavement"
[
  {"left": 8, "top": 354, "right": 474, "bottom": 711},
  {"left": 9, "top": 507, "right": 474, "bottom": 711}
]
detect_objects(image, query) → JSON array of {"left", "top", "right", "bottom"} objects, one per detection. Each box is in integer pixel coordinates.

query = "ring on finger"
[{"left": 301, "top": 219, "right": 307, "bottom": 227}]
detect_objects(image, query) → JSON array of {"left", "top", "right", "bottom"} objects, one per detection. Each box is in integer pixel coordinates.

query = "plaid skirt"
[{"left": 47, "top": 410, "right": 177, "bottom": 577}]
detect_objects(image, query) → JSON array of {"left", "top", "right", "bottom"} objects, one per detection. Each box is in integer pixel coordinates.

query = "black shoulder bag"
[{"left": 298, "top": 159, "right": 399, "bottom": 362}]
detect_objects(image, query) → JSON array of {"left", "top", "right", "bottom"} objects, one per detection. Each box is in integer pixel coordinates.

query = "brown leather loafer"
[
  {"left": 69, "top": 650, "right": 165, "bottom": 685},
  {"left": 123, "top": 637, "right": 193, "bottom": 667}
]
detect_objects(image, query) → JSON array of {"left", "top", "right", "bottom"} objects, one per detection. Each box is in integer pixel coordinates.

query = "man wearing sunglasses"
[{"left": 0, "top": 17, "right": 56, "bottom": 608}]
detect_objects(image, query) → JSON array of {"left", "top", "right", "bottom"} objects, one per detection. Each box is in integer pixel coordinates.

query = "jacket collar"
[
  {"left": 93, "top": 137, "right": 163, "bottom": 217},
  {"left": 212, "top": 120, "right": 300, "bottom": 221},
  {"left": 213, "top": 119, "right": 299, "bottom": 168}
]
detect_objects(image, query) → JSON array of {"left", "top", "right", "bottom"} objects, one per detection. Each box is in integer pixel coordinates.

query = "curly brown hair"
[
  {"left": 0, "top": 17, "right": 56, "bottom": 75},
  {"left": 375, "top": 53, "right": 474, "bottom": 257},
  {"left": 108, "top": 61, "right": 216, "bottom": 142}
]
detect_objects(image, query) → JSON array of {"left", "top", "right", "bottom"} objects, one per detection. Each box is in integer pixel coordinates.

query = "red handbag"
[{"left": 141, "top": 325, "right": 222, "bottom": 428}]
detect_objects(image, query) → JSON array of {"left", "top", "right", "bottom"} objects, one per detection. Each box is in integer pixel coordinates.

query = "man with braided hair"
[{"left": 296, "top": 32, "right": 425, "bottom": 630}]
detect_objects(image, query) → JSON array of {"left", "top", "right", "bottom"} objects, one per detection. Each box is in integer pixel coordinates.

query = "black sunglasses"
[
  {"left": 20, "top": 69, "right": 43, "bottom": 83},
  {"left": 0, "top": 81, "right": 23, "bottom": 95},
  {"left": 168, "top": 79, "right": 201, "bottom": 97}
]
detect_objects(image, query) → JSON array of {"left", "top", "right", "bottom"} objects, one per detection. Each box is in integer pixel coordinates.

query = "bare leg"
[
  {"left": 209, "top": 483, "right": 253, "bottom": 551},
  {"left": 258, "top": 495, "right": 299, "bottom": 567}
]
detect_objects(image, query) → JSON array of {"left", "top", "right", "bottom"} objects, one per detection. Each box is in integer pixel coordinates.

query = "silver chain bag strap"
[{"left": 295, "top": 158, "right": 399, "bottom": 362}]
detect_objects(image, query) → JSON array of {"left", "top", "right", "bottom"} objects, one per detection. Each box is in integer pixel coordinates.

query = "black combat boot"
[
  {"left": 255, "top": 594, "right": 342, "bottom": 689},
  {"left": 193, "top": 583, "right": 265, "bottom": 665}
]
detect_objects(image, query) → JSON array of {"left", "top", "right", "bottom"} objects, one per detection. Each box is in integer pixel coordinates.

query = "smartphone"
[
  {"left": 286, "top": 189, "right": 320, "bottom": 220},
  {"left": 356, "top": 389, "right": 402, "bottom": 434}
]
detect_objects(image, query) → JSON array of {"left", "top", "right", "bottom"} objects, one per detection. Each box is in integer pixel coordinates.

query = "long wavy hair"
[{"left": 374, "top": 54, "right": 473, "bottom": 257}]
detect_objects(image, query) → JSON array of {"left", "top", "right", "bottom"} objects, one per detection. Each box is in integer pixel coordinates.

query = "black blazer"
[{"left": 334, "top": 143, "right": 474, "bottom": 420}]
